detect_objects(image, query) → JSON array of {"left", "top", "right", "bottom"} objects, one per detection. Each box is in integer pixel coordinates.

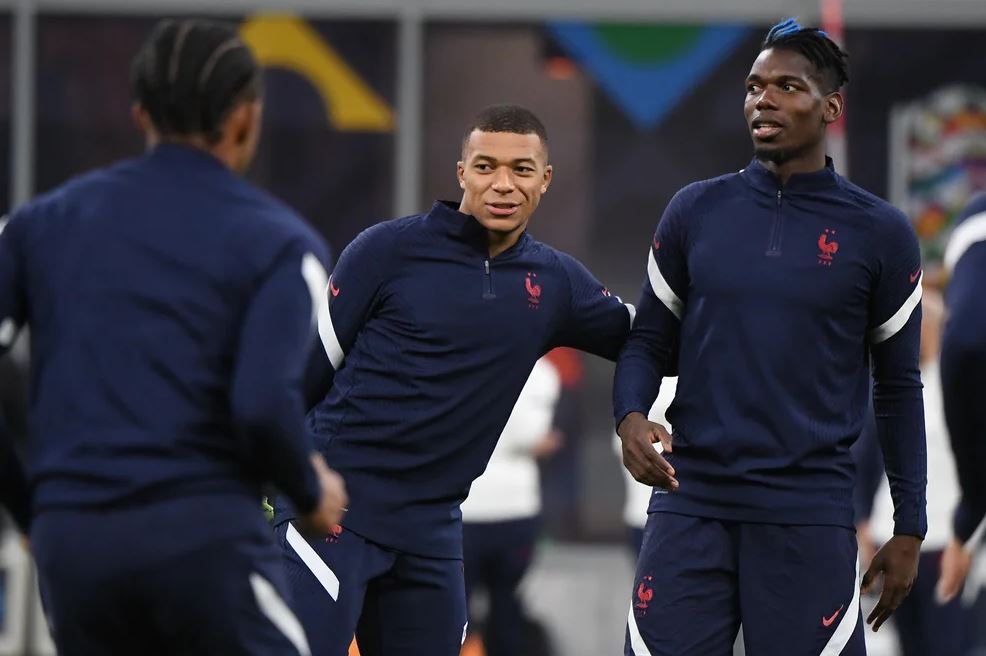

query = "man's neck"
[
  {"left": 152, "top": 136, "right": 239, "bottom": 173},
  {"left": 758, "top": 148, "right": 827, "bottom": 187},
  {"left": 486, "top": 228, "right": 524, "bottom": 258}
]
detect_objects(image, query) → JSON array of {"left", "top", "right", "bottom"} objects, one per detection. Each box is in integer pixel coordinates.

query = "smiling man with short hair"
[{"left": 274, "top": 104, "right": 634, "bottom": 656}]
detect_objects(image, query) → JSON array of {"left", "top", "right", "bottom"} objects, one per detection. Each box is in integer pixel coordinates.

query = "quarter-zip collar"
[
  {"left": 426, "top": 200, "right": 532, "bottom": 260},
  {"left": 741, "top": 156, "right": 840, "bottom": 195}
]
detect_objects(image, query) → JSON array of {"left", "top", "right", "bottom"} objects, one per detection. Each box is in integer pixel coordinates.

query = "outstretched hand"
[
  {"left": 617, "top": 412, "right": 678, "bottom": 491},
  {"left": 860, "top": 534, "right": 921, "bottom": 632}
]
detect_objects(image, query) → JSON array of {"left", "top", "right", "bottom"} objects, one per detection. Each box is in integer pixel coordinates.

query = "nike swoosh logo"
[
  {"left": 329, "top": 279, "right": 340, "bottom": 297},
  {"left": 909, "top": 269, "right": 921, "bottom": 284},
  {"left": 821, "top": 605, "right": 844, "bottom": 627}
]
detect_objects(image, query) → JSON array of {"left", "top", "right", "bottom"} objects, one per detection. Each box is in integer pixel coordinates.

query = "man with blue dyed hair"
[{"left": 615, "top": 19, "right": 926, "bottom": 655}]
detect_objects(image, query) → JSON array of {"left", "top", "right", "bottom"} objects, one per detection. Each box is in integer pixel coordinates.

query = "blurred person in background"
[
  {"left": 461, "top": 355, "right": 562, "bottom": 656},
  {"left": 614, "top": 19, "right": 927, "bottom": 655},
  {"left": 274, "top": 104, "right": 635, "bottom": 656},
  {"left": 614, "top": 376, "right": 678, "bottom": 556},
  {"left": 0, "top": 327, "right": 30, "bottom": 538},
  {"left": 856, "top": 288, "right": 974, "bottom": 656},
  {"left": 0, "top": 18, "right": 347, "bottom": 655},
  {"left": 0, "top": 416, "right": 28, "bottom": 539},
  {"left": 937, "top": 192, "right": 986, "bottom": 606}
]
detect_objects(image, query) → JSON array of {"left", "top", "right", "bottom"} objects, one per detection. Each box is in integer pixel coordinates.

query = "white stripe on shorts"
[
  {"left": 627, "top": 606, "right": 654, "bottom": 656},
  {"left": 286, "top": 522, "right": 341, "bottom": 601},
  {"left": 249, "top": 572, "right": 312, "bottom": 656},
  {"left": 819, "top": 558, "right": 861, "bottom": 655}
]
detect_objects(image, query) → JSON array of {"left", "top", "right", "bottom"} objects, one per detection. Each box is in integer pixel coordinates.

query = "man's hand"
[
  {"left": 860, "top": 534, "right": 922, "bottom": 631},
  {"left": 616, "top": 412, "right": 677, "bottom": 491},
  {"left": 936, "top": 536, "right": 973, "bottom": 604},
  {"left": 296, "top": 453, "right": 348, "bottom": 537}
]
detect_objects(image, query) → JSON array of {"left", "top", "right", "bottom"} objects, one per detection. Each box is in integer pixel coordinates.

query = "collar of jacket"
[
  {"left": 426, "top": 200, "right": 533, "bottom": 260},
  {"left": 148, "top": 142, "right": 231, "bottom": 174},
  {"left": 741, "top": 156, "right": 840, "bottom": 195}
]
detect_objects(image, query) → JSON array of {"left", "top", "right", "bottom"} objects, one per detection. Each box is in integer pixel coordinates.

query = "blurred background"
[{"left": 0, "top": 0, "right": 984, "bottom": 654}]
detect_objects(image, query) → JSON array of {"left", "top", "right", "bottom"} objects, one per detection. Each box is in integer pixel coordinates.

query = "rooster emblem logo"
[
  {"left": 526, "top": 272, "right": 541, "bottom": 308},
  {"left": 635, "top": 575, "right": 655, "bottom": 615},
  {"left": 817, "top": 228, "right": 839, "bottom": 265}
]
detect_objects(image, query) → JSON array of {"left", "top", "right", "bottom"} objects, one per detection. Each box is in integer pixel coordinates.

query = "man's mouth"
[
  {"left": 751, "top": 119, "right": 784, "bottom": 139},
  {"left": 486, "top": 202, "right": 520, "bottom": 217}
]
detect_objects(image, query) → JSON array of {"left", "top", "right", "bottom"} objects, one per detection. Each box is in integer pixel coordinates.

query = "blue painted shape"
[{"left": 546, "top": 23, "right": 750, "bottom": 131}]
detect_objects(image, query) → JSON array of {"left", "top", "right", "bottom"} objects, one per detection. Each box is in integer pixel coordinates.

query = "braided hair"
[{"left": 130, "top": 19, "right": 262, "bottom": 144}]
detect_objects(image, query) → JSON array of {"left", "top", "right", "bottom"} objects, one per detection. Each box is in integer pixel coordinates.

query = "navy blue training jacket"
[
  {"left": 283, "top": 200, "right": 633, "bottom": 558},
  {"left": 941, "top": 193, "right": 986, "bottom": 544},
  {"left": 614, "top": 158, "right": 928, "bottom": 537},
  {"left": 0, "top": 144, "right": 327, "bottom": 536}
]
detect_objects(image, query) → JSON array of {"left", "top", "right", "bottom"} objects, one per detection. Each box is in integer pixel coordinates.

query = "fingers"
[
  {"left": 866, "top": 581, "right": 907, "bottom": 632},
  {"left": 653, "top": 423, "right": 673, "bottom": 454},
  {"left": 322, "top": 469, "right": 349, "bottom": 526},
  {"left": 936, "top": 571, "right": 962, "bottom": 605},
  {"left": 622, "top": 437, "right": 678, "bottom": 490},
  {"left": 302, "top": 453, "right": 349, "bottom": 531},
  {"left": 866, "top": 595, "right": 892, "bottom": 632},
  {"left": 935, "top": 539, "right": 973, "bottom": 605}
]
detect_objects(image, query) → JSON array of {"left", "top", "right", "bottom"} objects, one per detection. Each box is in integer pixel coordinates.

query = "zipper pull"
[
  {"left": 776, "top": 189, "right": 782, "bottom": 205},
  {"left": 484, "top": 260, "right": 490, "bottom": 274}
]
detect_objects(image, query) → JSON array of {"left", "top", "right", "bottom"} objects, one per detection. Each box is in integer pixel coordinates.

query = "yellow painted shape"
[{"left": 240, "top": 14, "right": 394, "bottom": 132}]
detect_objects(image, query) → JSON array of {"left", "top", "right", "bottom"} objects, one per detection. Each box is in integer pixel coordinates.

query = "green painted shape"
[{"left": 595, "top": 24, "right": 703, "bottom": 63}]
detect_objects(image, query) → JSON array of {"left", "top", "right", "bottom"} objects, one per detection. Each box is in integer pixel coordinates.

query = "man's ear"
[{"left": 823, "top": 91, "right": 844, "bottom": 125}]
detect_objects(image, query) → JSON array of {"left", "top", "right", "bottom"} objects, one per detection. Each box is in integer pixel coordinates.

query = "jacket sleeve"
[
  {"left": 550, "top": 252, "right": 633, "bottom": 361},
  {"left": 613, "top": 189, "right": 690, "bottom": 428},
  {"left": 229, "top": 242, "right": 331, "bottom": 516},
  {"left": 867, "top": 209, "right": 927, "bottom": 539},
  {"left": 940, "top": 194, "right": 986, "bottom": 544},
  {"left": 303, "top": 223, "right": 395, "bottom": 412}
]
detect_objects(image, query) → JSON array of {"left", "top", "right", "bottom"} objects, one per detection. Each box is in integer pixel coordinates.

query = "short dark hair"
[
  {"left": 130, "top": 19, "right": 263, "bottom": 145},
  {"left": 761, "top": 18, "right": 849, "bottom": 93},
  {"left": 461, "top": 104, "right": 548, "bottom": 157}
]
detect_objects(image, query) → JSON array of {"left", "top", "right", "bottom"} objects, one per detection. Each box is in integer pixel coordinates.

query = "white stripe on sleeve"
[
  {"left": 944, "top": 211, "right": 986, "bottom": 274},
  {"left": 625, "top": 303, "right": 637, "bottom": 327},
  {"left": 646, "top": 249, "right": 683, "bottom": 321},
  {"left": 301, "top": 253, "right": 344, "bottom": 369},
  {"left": 870, "top": 272, "right": 923, "bottom": 344},
  {"left": 300, "top": 253, "right": 327, "bottom": 327}
]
